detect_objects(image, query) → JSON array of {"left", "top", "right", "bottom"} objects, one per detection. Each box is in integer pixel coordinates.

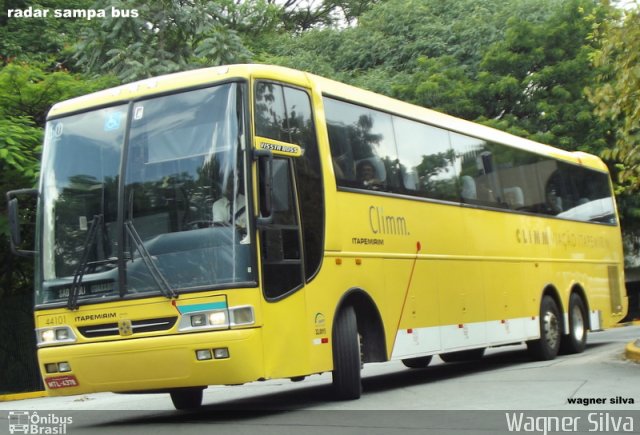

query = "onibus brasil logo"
[{"left": 8, "top": 411, "right": 72, "bottom": 434}]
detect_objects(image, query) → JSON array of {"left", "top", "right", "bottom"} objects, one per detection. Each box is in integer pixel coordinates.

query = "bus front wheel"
[
  {"left": 527, "top": 295, "right": 561, "bottom": 361},
  {"left": 332, "top": 305, "right": 362, "bottom": 400},
  {"left": 170, "top": 387, "right": 204, "bottom": 410},
  {"left": 560, "top": 293, "right": 588, "bottom": 354}
]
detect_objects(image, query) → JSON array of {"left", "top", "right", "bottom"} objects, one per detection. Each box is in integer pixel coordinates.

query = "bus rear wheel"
[
  {"left": 527, "top": 295, "right": 561, "bottom": 361},
  {"left": 170, "top": 387, "right": 204, "bottom": 410},
  {"left": 402, "top": 356, "right": 433, "bottom": 369},
  {"left": 560, "top": 293, "right": 588, "bottom": 354},
  {"left": 332, "top": 305, "right": 362, "bottom": 400},
  {"left": 439, "top": 348, "right": 485, "bottom": 363}
]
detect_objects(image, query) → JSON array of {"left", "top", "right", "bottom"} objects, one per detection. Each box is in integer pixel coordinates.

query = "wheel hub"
[{"left": 544, "top": 311, "right": 560, "bottom": 349}]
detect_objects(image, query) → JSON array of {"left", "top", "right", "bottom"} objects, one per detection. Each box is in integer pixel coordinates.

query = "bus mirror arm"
[
  {"left": 253, "top": 148, "right": 274, "bottom": 226},
  {"left": 6, "top": 188, "right": 38, "bottom": 257}
]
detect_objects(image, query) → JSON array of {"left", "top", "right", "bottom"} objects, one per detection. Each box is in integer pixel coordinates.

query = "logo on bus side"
[
  {"left": 118, "top": 319, "right": 133, "bottom": 336},
  {"left": 254, "top": 136, "right": 303, "bottom": 157},
  {"left": 314, "top": 313, "right": 326, "bottom": 336},
  {"left": 369, "top": 206, "right": 409, "bottom": 236},
  {"left": 352, "top": 206, "right": 410, "bottom": 246},
  {"left": 516, "top": 227, "right": 609, "bottom": 249}
]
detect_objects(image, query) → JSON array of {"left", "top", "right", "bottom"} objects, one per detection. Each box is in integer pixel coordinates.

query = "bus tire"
[
  {"left": 402, "top": 356, "right": 433, "bottom": 369},
  {"left": 439, "top": 348, "right": 485, "bottom": 363},
  {"left": 560, "top": 293, "right": 588, "bottom": 354},
  {"left": 170, "top": 387, "right": 204, "bottom": 410},
  {"left": 332, "top": 305, "right": 362, "bottom": 400},
  {"left": 527, "top": 295, "right": 561, "bottom": 361}
]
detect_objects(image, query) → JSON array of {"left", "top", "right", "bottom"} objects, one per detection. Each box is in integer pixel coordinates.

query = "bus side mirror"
[
  {"left": 6, "top": 188, "right": 38, "bottom": 256},
  {"left": 253, "top": 149, "right": 273, "bottom": 226}
]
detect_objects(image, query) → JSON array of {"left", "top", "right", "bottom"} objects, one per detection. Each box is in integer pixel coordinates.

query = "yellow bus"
[{"left": 7, "top": 64, "right": 627, "bottom": 409}]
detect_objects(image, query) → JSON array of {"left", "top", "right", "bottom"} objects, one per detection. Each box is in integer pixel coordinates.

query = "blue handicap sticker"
[{"left": 104, "top": 112, "right": 123, "bottom": 131}]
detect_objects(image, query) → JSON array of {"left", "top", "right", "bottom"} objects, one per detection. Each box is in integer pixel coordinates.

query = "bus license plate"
[{"left": 45, "top": 375, "right": 79, "bottom": 389}]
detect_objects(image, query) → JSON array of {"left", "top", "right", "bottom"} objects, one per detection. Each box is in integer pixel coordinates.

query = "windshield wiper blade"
[
  {"left": 68, "top": 214, "right": 103, "bottom": 310},
  {"left": 125, "top": 220, "right": 178, "bottom": 299}
]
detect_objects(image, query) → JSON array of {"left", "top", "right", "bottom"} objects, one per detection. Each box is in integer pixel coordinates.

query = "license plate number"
[{"left": 45, "top": 375, "right": 79, "bottom": 389}]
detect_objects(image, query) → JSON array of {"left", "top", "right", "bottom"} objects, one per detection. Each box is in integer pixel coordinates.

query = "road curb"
[
  {"left": 0, "top": 390, "right": 47, "bottom": 402},
  {"left": 625, "top": 340, "right": 640, "bottom": 363}
]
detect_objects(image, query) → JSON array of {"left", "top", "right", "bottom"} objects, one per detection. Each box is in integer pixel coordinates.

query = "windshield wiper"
[
  {"left": 68, "top": 214, "right": 103, "bottom": 310},
  {"left": 125, "top": 220, "right": 178, "bottom": 299}
]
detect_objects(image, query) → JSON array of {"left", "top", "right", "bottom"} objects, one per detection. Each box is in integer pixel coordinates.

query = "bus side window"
[
  {"left": 327, "top": 124, "right": 355, "bottom": 182},
  {"left": 324, "top": 97, "right": 401, "bottom": 193}
]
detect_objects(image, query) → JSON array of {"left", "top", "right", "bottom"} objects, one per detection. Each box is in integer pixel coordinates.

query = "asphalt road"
[{"left": 2, "top": 325, "right": 639, "bottom": 435}]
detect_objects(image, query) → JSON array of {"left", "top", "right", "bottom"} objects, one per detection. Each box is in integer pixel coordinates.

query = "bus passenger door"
[
  {"left": 257, "top": 157, "right": 309, "bottom": 379},
  {"left": 253, "top": 79, "right": 325, "bottom": 380}
]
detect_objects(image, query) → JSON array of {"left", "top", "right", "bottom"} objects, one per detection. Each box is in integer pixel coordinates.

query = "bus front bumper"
[{"left": 38, "top": 327, "right": 264, "bottom": 396}]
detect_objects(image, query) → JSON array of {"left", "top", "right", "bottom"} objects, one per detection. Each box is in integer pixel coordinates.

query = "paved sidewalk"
[{"left": 0, "top": 390, "right": 46, "bottom": 402}]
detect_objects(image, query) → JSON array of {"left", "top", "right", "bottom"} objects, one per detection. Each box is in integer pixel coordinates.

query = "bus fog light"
[
  {"left": 209, "top": 311, "right": 227, "bottom": 327},
  {"left": 196, "top": 349, "right": 213, "bottom": 361},
  {"left": 213, "top": 348, "right": 229, "bottom": 359},
  {"left": 191, "top": 314, "right": 206, "bottom": 327},
  {"left": 45, "top": 363, "right": 58, "bottom": 374},
  {"left": 58, "top": 362, "right": 71, "bottom": 372}
]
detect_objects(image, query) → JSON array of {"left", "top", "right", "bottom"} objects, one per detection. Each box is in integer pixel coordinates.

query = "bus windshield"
[{"left": 37, "top": 82, "right": 254, "bottom": 306}]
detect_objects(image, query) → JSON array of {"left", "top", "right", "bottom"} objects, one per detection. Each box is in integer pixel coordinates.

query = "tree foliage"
[
  {"left": 476, "top": 0, "right": 611, "bottom": 152},
  {"left": 1, "top": 0, "right": 96, "bottom": 66},
  {"left": 587, "top": 2, "right": 640, "bottom": 258},
  {"left": 0, "top": 63, "right": 116, "bottom": 291},
  {"left": 589, "top": 4, "right": 640, "bottom": 193},
  {"left": 261, "top": 0, "right": 613, "bottom": 154},
  {"left": 0, "top": 63, "right": 117, "bottom": 182},
  {"left": 74, "top": 0, "right": 253, "bottom": 82},
  {"left": 71, "top": 0, "right": 385, "bottom": 82}
]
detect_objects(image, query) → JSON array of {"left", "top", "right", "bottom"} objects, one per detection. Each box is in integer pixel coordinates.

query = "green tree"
[
  {"left": 1, "top": 0, "right": 96, "bottom": 66},
  {"left": 258, "top": 0, "right": 545, "bottom": 114},
  {"left": 0, "top": 63, "right": 117, "bottom": 289},
  {"left": 589, "top": 4, "right": 640, "bottom": 192},
  {"left": 74, "top": 0, "right": 252, "bottom": 82},
  {"left": 475, "top": 0, "right": 612, "bottom": 153},
  {"left": 271, "top": 0, "right": 382, "bottom": 32},
  {"left": 588, "top": 4, "right": 640, "bottom": 261}
]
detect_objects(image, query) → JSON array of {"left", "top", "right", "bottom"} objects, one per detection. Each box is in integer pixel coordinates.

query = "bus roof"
[{"left": 48, "top": 63, "right": 607, "bottom": 172}]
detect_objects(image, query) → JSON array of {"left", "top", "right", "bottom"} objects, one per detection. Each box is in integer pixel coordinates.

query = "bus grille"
[{"left": 78, "top": 316, "right": 178, "bottom": 338}]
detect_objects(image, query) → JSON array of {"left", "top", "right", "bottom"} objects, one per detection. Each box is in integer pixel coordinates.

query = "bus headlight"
[
  {"left": 190, "top": 314, "right": 207, "bottom": 327},
  {"left": 179, "top": 309, "right": 229, "bottom": 332},
  {"left": 230, "top": 306, "right": 255, "bottom": 327},
  {"left": 178, "top": 306, "right": 255, "bottom": 332},
  {"left": 209, "top": 311, "right": 227, "bottom": 327},
  {"left": 36, "top": 326, "right": 77, "bottom": 347}
]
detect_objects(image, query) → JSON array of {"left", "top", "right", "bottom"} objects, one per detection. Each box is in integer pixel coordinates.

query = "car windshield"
[{"left": 37, "top": 82, "right": 254, "bottom": 306}]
